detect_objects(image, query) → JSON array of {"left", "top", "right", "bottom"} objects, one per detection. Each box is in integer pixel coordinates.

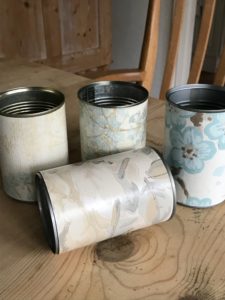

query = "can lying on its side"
[{"left": 36, "top": 146, "right": 176, "bottom": 254}]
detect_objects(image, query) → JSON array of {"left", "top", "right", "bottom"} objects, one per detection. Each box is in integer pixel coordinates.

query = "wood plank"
[
  {"left": 188, "top": 0, "right": 216, "bottom": 83},
  {"left": 57, "top": 0, "right": 98, "bottom": 55},
  {"left": 0, "top": 0, "right": 46, "bottom": 60},
  {"left": 42, "top": 0, "right": 62, "bottom": 59},
  {"left": 39, "top": 0, "right": 112, "bottom": 73},
  {"left": 97, "top": 0, "right": 112, "bottom": 66},
  {"left": 140, "top": 0, "right": 160, "bottom": 92},
  {"left": 160, "top": 0, "right": 185, "bottom": 99},
  {"left": 84, "top": 68, "right": 143, "bottom": 81},
  {"left": 0, "top": 0, "right": 111, "bottom": 73}
]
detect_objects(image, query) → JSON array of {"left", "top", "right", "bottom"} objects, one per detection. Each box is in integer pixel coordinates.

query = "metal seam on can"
[{"left": 152, "top": 147, "right": 176, "bottom": 219}]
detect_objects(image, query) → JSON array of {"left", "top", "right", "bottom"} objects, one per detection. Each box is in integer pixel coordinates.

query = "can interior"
[
  {"left": 78, "top": 81, "right": 148, "bottom": 108},
  {"left": 36, "top": 173, "right": 59, "bottom": 254},
  {"left": 167, "top": 85, "right": 225, "bottom": 112},
  {"left": 0, "top": 87, "right": 64, "bottom": 117}
]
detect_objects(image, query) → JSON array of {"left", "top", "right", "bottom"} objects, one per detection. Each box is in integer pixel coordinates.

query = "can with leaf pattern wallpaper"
[{"left": 36, "top": 146, "right": 176, "bottom": 254}]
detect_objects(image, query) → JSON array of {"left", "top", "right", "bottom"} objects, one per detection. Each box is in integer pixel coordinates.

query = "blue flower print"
[
  {"left": 184, "top": 196, "right": 212, "bottom": 207},
  {"left": 170, "top": 127, "right": 216, "bottom": 174},
  {"left": 213, "top": 165, "right": 225, "bottom": 177},
  {"left": 205, "top": 114, "right": 225, "bottom": 149},
  {"left": 166, "top": 103, "right": 195, "bottom": 129}
]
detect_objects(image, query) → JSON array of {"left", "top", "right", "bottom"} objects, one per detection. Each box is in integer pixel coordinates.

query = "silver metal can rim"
[
  {"left": 78, "top": 81, "right": 149, "bottom": 108},
  {"left": 0, "top": 86, "right": 65, "bottom": 118},
  {"left": 166, "top": 84, "right": 225, "bottom": 113},
  {"left": 36, "top": 172, "right": 60, "bottom": 254}
]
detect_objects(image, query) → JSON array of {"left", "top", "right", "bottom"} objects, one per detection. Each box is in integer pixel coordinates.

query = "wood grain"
[
  {"left": 42, "top": 0, "right": 62, "bottom": 59},
  {"left": 0, "top": 0, "right": 46, "bottom": 60},
  {"left": 1, "top": 60, "right": 225, "bottom": 300},
  {"left": 0, "top": 0, "right": 111, "bottom": 73},
  {"left": 188, "top": 0, "right": 216, "bottom": 84},
  {"left": 139, "top": 0, "right": 160, "bottom": 92},
  {"left": 159, "top": 0, "right": 185, "bottom": 99}
]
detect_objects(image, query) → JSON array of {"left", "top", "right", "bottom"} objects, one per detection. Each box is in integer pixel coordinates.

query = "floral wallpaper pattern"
[
  {"left": 164, "top": 102, "right": 225, "bottom": 207},
  {"left": 79, "top": 100, "right": 148, "bottom": 160}
]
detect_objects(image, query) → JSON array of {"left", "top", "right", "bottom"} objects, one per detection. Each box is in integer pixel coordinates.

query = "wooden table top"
[{"left": 1, "top": 60, "right": 225, "bottom": 300}]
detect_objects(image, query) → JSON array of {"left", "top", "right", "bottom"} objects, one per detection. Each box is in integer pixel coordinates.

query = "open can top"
[
  {"left": 78, "top": 81, "right": 149, "bottom": 108},
  {"left": 166, "top": 84, "right": 225, "bottom": 113},
  {"left": 0, "top": 87, "right": 64, "bottom": 118}
]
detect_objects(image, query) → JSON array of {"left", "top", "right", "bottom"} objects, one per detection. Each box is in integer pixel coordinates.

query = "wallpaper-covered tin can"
[
  {"left": 78, "top": 81, "right": 149, "bottom": 160},
  {"left": 164, "top": 84, "right": 225, "bottom": 208},
  {"left": 36, "top": 146, "right": 176, "bottom": 254},
  {"left": 0, "top": 87, "right": 69, "bottom": 202}
]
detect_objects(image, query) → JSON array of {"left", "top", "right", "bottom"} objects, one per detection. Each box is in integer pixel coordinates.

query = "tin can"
[
  {"left": 163, "top": 84, "right": 225, "bottom": 207},
  {"left": 0, "top": 87, "right": 69, "bottom": 202},
  {"left": 36, "top": 146, "right": 176, "bottom": 254},
  {"left": 78, "top": 81, "right": 149, "bottom": 160}
]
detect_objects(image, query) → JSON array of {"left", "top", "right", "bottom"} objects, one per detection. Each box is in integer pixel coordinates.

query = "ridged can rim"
[
  {"left": 78, "top": 81, "right": 149, "bottom": 108},
  {"left": 0, "top": 86, "right": 65, "bottom": 118},
  {"left": 166, "top": 84, "right": 225, "bottom": 113}
]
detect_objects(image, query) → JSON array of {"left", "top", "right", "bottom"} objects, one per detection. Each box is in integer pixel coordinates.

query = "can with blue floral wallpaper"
[
  {"left": 163, "top": 84, "right": 225, "bottom": 208},
  {"left": 78, "top": 81, "right": 148, "bottom": 160}
]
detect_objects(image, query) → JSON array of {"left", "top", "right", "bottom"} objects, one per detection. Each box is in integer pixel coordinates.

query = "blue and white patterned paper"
[{"left": 164, "top": 102, "right": 225, "bottom": 208}]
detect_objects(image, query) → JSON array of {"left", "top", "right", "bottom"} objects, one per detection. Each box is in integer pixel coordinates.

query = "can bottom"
[{"left": 177, "top": 199, "right": 225, "bottom": 209}]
